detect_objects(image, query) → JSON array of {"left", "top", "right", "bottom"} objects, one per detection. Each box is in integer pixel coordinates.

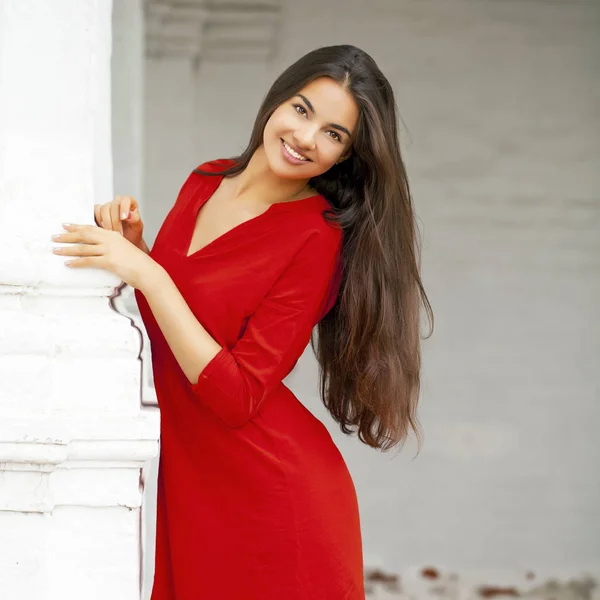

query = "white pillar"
[{"left": 0, "top": 2, "right": 159, "bottom": 599}]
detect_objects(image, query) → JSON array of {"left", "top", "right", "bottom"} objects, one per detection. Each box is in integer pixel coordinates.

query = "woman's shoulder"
[{"left": 281, "top": 199, "right": 343, "bottom": 261}]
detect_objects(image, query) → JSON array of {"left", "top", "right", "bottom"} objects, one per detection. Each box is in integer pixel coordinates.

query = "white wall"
[{"left": 143, "top": 0, "right": 600, "bottom": 583}]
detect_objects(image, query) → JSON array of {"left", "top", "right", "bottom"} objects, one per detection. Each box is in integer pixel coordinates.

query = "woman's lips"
[{"left": 281, "top": 139, "right": 311, "bottom": 164}]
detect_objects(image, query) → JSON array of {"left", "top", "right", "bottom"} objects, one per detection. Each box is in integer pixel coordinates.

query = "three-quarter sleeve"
[{"left": 190, "top": 227, "right": 342, "bottom": 428}]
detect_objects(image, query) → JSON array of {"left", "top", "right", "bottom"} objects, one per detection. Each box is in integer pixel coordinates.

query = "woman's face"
[{"left": 262, "top": 76, "right": 359, "bottom": 180}]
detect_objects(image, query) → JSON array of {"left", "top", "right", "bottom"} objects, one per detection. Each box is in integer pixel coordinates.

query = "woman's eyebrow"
[{"left": 295, "top": 94, "right": 352, "bottom": 138}]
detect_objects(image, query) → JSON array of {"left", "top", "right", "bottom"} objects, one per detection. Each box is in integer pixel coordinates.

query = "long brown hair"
[{"left": 196, "top": 45, "right": 433, "bottom": 452}]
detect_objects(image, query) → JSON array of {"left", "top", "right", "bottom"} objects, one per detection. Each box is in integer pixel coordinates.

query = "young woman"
[{"left": 51, "top": 44, "right": 432, "bottom": 600}]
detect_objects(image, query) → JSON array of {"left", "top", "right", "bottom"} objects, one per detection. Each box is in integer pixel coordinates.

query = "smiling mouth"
[{"left": 281, "top": 139, "right": 311, "bottom": 162}]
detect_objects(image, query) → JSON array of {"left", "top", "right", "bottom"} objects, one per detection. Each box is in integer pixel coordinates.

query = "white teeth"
[{"left": 283, "top": 140, "right": 308, "bottom": 161}]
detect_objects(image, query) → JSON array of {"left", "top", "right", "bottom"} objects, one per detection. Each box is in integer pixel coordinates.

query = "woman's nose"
[{"left": 293, "top": 126, "right": 317, "bottom": 151}]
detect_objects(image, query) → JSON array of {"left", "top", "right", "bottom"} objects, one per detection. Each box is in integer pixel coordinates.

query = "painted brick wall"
[{"left": 143, "top": 0, "right": 600, "bottom": 585}]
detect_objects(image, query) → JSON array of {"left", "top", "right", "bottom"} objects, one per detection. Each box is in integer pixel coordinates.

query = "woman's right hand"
[{"left": 94, "top": 196, "right": 145, "bottom": 250}]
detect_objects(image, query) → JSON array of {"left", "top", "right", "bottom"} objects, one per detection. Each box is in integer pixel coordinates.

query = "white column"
[{"left": 0, "top": 2, "right": 159, "bottom": 599}]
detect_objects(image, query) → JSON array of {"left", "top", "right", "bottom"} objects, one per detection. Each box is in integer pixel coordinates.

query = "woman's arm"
[
  {"left": 140, "top": 227, "right": 341, "bottom": 428},
  {"left": 140, "top": 265, "right": 223, "bottom": 381},
  {"left": 136, "top": 237, "right": 151, "bottom": 255}
]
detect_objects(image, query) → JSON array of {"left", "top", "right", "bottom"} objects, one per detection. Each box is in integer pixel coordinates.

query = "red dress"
[{"left": 135, "top": 159, "right": 365, "bottom": 600}]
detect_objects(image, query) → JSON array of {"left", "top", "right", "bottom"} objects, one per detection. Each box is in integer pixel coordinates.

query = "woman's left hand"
[{"left": 51, "top": 223, "right": 160, "bottom": 291}]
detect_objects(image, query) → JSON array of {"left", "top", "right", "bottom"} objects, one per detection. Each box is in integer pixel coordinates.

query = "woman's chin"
[{"left": 267, "top": 156, "right": 310, "bottom": 179}]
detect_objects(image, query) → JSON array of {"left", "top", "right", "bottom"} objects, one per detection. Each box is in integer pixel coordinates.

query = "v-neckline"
[{"left": 184, "top": 172, "right": 322, "bottom": 260}]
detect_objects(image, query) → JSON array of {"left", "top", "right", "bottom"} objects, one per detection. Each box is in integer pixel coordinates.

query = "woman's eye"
[
  {"left": 294, "top": 104, "right": 307, "bottom": 116},
  {"left": 328, "top": 131, "right": 341, "bottom": 142}
]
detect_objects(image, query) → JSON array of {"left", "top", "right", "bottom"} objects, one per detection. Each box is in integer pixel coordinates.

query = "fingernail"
[
  {"left": 121, "top": 212, "right": 128, "bottom": 220},
  {"left": 62, "top": 222, "right": 71, "bottom": 227},
  {"left": 51, "top": 234, "right": 61, "bottom": 240}
]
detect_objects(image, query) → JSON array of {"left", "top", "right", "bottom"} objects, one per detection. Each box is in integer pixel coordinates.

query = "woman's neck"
[{"left": 231, "top": 147, "right": 314, "bottom": 205}]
